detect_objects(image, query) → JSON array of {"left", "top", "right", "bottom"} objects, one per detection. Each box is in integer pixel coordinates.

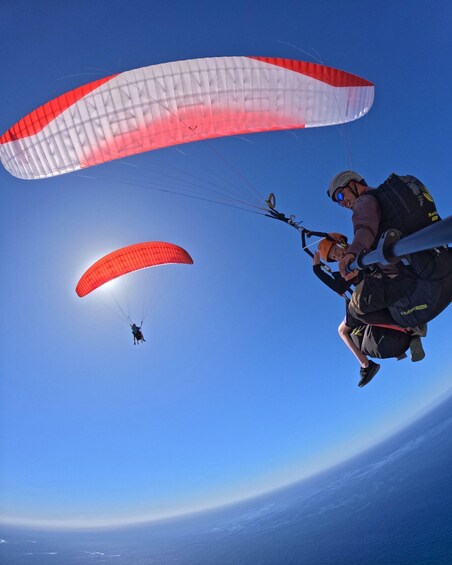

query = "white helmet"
[{"left": 327, "top": 170, "right": 365, "bottom": 201}]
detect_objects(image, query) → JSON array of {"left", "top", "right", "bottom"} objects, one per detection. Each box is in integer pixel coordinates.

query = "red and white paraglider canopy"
[{"left": 0, "top": 56, "right": 374, "bottom": 180}]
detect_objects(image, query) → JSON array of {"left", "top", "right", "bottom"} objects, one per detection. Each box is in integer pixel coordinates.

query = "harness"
[{"left": 368, "top": 173, "right": 440, "bottom": 240}]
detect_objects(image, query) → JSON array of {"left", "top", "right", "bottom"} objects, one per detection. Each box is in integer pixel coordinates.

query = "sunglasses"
[
  {"left": 336, "top": 188, "right": 345, "bottom": 202},
  {"left": 335, "top": 181, "right": 354, "bottom": 203}
]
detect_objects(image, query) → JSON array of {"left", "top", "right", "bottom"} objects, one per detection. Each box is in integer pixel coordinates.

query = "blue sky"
[{"left": 0, "top": 0, "right": 451, "bottom": 528}]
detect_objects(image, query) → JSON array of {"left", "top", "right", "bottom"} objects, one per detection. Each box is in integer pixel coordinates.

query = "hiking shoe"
[
  {"left": 358, "top": 360, "right": 380, "bottom": 387},
  {"left": 409, "top": 337, "right": 425, "bottom": 362}
]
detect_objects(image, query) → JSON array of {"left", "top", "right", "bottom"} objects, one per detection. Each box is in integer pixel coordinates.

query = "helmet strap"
[{"left": 349, "top": 180, "right": 360, "bottom": 198}]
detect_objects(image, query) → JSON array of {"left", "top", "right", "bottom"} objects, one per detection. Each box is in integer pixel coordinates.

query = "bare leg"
[{"left": 338, "top": 321, "right": 370, "bottom": 368}]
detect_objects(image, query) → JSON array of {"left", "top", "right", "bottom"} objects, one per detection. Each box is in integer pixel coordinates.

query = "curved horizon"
[{"left": 2, "top": 384, "right": 450, "bottom": 531}]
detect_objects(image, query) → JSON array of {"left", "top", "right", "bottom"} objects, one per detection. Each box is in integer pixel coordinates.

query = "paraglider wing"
[
  {"left": 76, "top": 241, "right": 193, "bottom": 297},
  {"left": 0, "top": 56, "right": 374, "bottom": 180}
]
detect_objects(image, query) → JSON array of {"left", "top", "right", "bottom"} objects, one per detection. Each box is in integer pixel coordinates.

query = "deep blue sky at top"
[{"left": 0, "top": 0, "right": 451, "bottom": 528}]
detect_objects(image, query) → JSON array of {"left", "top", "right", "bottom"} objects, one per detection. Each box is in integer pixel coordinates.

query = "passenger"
[{"left": 313, "top": 232, "right": 425, "bottom": 387}]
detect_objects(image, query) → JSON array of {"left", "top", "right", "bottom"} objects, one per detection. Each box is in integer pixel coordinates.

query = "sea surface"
[{"left": 2, "top": 394, "right": 452, "bottom": 564}]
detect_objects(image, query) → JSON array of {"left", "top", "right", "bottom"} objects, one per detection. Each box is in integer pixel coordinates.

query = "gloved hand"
[{"left": 339, "top": 252, "right": 358, "bottom": 280}]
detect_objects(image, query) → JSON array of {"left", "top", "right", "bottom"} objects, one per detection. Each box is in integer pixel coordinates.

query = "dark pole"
[{"left": 349, "top": 216, "right": 452, "bottom": 271}]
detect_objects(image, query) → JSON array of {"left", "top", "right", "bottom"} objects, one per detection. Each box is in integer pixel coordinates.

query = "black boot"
[{"left": 409, "top": 337, "right": 425, "bottom": 362}]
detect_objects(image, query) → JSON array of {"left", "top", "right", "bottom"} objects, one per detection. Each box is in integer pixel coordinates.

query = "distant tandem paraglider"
[
  {"left": 76, "top": 241, "right": 193, "bottom": 345},
  {"left": 0, "top": 56, "right": 374, "bottom": 180},
  {"left": 130, "top": 323, "right": 146, "bottom": 346}
]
